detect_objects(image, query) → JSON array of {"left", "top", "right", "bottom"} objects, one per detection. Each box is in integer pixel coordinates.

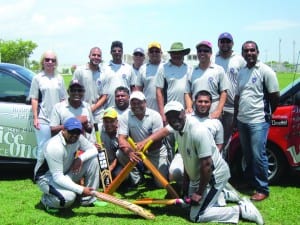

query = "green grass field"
[{"left": 64, "top": 72, "right": 300, "bottom": 90}]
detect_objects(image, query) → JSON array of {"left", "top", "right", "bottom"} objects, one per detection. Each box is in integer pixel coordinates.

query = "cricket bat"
[
  {"left": 104, "top": 139, "right": 153, "bottom": 194},
  {"left": 128, "top": 137, "right": 180, "bottom": 199},
  {"left": 92, "top": 191, "right": 155, "bottom": 220},
  {"left": 94, "top": 123, "right": 112, "bottom": 191},
  {"left": 133, "top": 198, "right": 186, "bottom": 205}
]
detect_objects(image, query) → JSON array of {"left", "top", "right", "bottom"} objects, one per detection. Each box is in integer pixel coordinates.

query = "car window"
[{"left": 0, "top": 71, "right": 29, "bottom": 103}]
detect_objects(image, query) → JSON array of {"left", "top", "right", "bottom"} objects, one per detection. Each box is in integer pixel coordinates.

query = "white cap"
[
  {"left": 130, "top": 91, "right": 146, "bottom": 101},
  {"left": 164, "top": 101, "right": 184, "bottom": 114}
]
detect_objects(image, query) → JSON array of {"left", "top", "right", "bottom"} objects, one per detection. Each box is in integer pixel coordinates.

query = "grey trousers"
[{"left": 37, "top": 157, "right": 99, "bottom": 208}]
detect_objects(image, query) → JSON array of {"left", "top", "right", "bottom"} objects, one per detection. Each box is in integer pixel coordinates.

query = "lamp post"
[{"left": 278, "top": 38, "right": 282, "bottom": 65}]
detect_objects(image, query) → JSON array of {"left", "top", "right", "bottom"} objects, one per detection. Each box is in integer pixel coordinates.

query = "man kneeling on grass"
[
  {"left": 138, "top": 101, "right": 264, "bottom": 225},
  {"left": 34, "top": 117, "right": 101, "bottom": 213}
]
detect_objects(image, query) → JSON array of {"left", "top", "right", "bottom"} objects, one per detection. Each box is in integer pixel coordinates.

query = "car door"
[{"left": 0, "top": 68, "right": 37, "bottom": 160}]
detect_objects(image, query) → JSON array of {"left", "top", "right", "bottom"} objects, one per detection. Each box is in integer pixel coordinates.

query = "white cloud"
[{"left": 246, "top": 20, "right": 300, "bottom": 31}]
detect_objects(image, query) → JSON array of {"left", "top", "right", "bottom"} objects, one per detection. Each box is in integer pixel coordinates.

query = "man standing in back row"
[
  {"left": 215, "top": 32, "right": 246, "bottom": 147},
  {"left": 73, "top": 47, "right": 107, "bottom": 124},
  {"left": 234, "top": 40, "right": 279, "bottom": 201}
]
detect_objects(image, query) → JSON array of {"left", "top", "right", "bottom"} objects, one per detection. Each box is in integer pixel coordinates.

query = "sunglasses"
[
  {"left": 243, "top": 48, "right": 256, "bottom": 53},
  {"left": 220, "top": 39, "right": 232, "bottom": 44},
  {"left": 149, "top": 50, "right": 161, "bottom": 54},
  {"left": 197, "top": 49, "right": 211, "bottom": 53},
  {"left": 67, "top": 129, "right": 81, "bottom": 135},
  {"left": 134, "top": 53, "right": 144, "bottom": 57},
  {"left": 70, "top": 88, "right": 85, "bottom": 93},
  {"left": 44, "top": 58, "right": 56, "bottom": 63}
]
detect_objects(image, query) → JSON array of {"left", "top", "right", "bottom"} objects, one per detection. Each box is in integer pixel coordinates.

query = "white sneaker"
[
  {"left": 223, "top": 183, "right": 241, "bottom": 202},
  {"left": 239, "top": 197, "right": 264, "bottom": 225}
]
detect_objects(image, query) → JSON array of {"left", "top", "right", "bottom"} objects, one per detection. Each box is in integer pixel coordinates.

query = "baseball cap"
[
  {"left": 64, "top": 117, "right": 82, "bottom": 131},
  {"left": 196, "top": 41, "right": 213, "bottom": 49},
  {"left": 69, "top": 79, "right": 84, "bottom": 88},
  {"left": 148, "top": 42, "right": 161, "bottom": 50},
  {"left": 130, "top": 91, "right": 146, "bottom": 101},
  {"left": 164, "top": 101, "right": 184, "bottom": 114},
  {"left": 133, "top": 47, "right": 145, "bottom": 55},
  {"left": 103, "top": 107, "right": 118, "bottom": 119},
  {"left": 218, "top": 32, "right": 233, "bottom": 41}
]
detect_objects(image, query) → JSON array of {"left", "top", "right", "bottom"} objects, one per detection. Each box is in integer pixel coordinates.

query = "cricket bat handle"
[
  {"left": 92, "top": 191, "right": 155, "bottom": 220},
  {"left": 141, "top": 155, "right": 179, "bottom": 198}
]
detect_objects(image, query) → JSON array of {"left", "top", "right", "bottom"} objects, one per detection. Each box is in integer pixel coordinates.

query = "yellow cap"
[
  {"left": 103, "top": 107, "right": 118, "bottom": 119},
  {"left": 148, "top": 41, "right": 161, "bottom": 50}
]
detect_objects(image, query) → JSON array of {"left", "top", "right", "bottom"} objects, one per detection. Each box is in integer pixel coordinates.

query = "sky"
[{"left": 1, "top": 0, "right": 300, "bottom": 66}]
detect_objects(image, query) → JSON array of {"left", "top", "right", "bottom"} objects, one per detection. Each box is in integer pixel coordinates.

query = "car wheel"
[{"left": 239, "top": 143, "right": 287, "bottom": 184}]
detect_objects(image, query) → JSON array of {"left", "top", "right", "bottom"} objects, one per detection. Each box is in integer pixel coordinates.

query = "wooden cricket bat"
[
  {"left": 104, "top": 139, "right": 153, "bottom": 194},
  {"left": 128, "top": 137, "right": 180, "bottom": 199},
  {"left": 94, "top": 123, "right": 112, "bottom": 191},
  {"left": 92, "top": 191, "right": 155, "bottom": 220},
  {"left": 133, "top": 198, "right": 184, "bottom": 205}
]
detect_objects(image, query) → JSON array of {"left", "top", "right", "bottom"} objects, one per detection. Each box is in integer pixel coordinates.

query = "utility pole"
[
  {"left": 293, "top": 40, "right": 296, "bottom": 66},
  {"left": 278, "top": 38, "right": 282, "bottom": 65}
]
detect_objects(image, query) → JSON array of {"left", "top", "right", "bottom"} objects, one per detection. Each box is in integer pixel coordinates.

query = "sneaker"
[
  {"left": 40, "top": 200, "right": 59, "bottom": 213},
  {"left": 239, "top": 197, "right": 264, "bottom": 225},
  {"left": 223, "top": 183, "right": 241, "bottom": 202}
]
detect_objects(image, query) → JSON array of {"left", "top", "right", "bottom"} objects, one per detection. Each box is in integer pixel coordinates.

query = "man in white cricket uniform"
[
  {"left": 34, "top": 118, "right": 99, "bottom": 212},
  {"left": 137, "top": 101, "right": 264, "bottom": 224}
]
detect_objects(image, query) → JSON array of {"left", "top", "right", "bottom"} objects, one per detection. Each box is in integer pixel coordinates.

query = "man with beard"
[
  {"left": 73, "top": 47, "right": 107, "bottom": 124},
  {"left": 117, "top": 91, "right": 169, "bottom": 188},
  {"left": 34, "top": 117, "right": 100, "bottom": 213},
  {"left": 234, "top": 41, "right": 279, "bottom": 201},
  {"left": 113, "top": 86, "right": 130, "bottom": 116},
  {"left": 50, "top": 79, "right": 95, "bottom": 143}
]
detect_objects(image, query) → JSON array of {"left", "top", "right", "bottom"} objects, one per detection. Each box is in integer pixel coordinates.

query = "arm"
[
  {"left": 118, "top": 134, "right": 141, "bottom": 163},
  {"left": 156, "top": 87, "right": 166, "bottom": 124},
  {"left": 184, "top": 93, "right": 193, "bottom": 113},
  {"left": 210, "top": 90, "right": 227, "bottom": 119},
  {"left": 31, "top": 98, "right": 40, "bottom": 129},
  {"left": 91, "top": 94, "right": 107, "bottom": 113},
  {"left": 136, "top": 127, "right": 170, "bottom": 151},
  {"left": 190, "top": 156, "right": 213, "bottom": 203},
  {"left": 269, "top": 91, "right": 280, "bottom": 113},
  {"left": 233, "top": 95, "right": 240, "bottom": 130}
]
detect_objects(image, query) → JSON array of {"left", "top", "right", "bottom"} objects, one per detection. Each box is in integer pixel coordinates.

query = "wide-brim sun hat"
[{"left": 168, "top": 42, "right": 190, "bottom": 55}]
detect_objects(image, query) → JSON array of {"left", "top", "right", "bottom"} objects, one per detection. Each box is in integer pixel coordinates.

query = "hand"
[
  {"left": 185, "top": 107, "right": 193, "bottom": 114},
  {"left": 128, "top": 150, "right": 142, "bottom": 163},
  {"left": 190, "top": 192, "right": 202, "bottom": 205},
  {"left": 210, "top": 109, "right": 222, "bottom": 119},
  {"left": 82, "top": 187, "right": 95, "bottom": 196},
  {"left": 71, "top": 158, "right": 83, "bottom": 173},
  {"left": 33, "top": 118, "right": 40, "bottom": 130}
]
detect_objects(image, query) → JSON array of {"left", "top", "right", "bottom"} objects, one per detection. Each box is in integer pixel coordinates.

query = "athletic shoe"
[
  {"left": 223, "top": 183, "right": 241, "bottom": 202},
  {"left": 239, "top": 197, "right": 264, "bottom": 225},
  {"left": 40, "top": 197, "right": 59, "bottom": 214}
]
